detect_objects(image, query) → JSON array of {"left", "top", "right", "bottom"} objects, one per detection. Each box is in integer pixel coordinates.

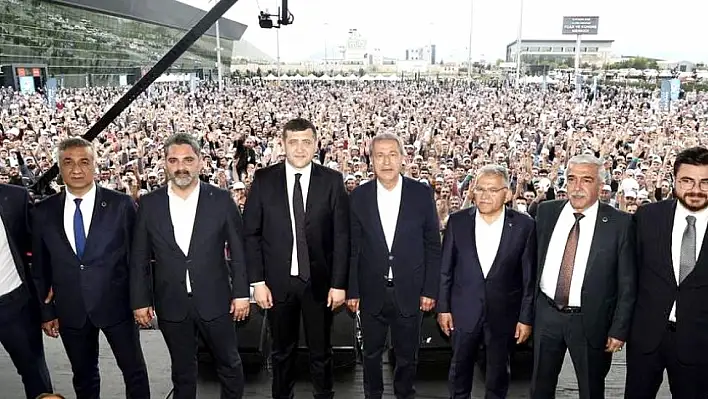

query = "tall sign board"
[
  {"left": 562, "top": 16, "right": 599, "bottom": 100},
  {"left": 562, "top": 16, "right": 599, "bottom": 35}
]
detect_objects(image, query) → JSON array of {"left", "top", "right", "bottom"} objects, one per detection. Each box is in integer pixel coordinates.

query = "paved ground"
[{"left": 0, "top": 331, "right": 671, "bottom": 398}]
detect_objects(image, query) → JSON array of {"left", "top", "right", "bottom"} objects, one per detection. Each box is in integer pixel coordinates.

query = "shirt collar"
[
  {"left": 476, "top": 206, "right": 505, "bottom": 226},
  {"left": 564, "top": 199, "right": 599, "bottom": 220},
  {"left": 167, "top": 181, "right": 201, "bottom": 201},
  {"left": 676, "top": 201, "right": 708, "bottom": 224},
  {"left": 376, "top": 174, "right": 403, "bottom": 194},
  {"left": 285, "top": 161, "right": 312, "bottom": 179},
  {"left": 66, "top": 182, "right": 97, "bottom": 205}
]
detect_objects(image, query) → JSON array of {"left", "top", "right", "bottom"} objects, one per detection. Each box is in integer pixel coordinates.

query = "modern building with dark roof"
[{"left": 0, "top": 0, "right": 271, "bottom": 87}]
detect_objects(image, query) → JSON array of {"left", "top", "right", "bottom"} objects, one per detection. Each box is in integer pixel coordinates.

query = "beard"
[
  {"left": 169, "top": 170, "right": 197, "bottom": 188},
  {"left": 675, "top": 189, "right": 708, "bottom": 212}
]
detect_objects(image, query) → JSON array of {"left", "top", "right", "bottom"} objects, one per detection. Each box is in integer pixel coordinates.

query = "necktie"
[
  {"left": 554, "top": 212, "right": 585, "bottom": 309},
  {"left": 293, "top": 173, "right": 310, "bottom": 281},
  {"left": 679, "top": 215, "right": 697, "bottom": 284},
  {"left": 73, "top": 198, "right": 87, "bottom": 259}
]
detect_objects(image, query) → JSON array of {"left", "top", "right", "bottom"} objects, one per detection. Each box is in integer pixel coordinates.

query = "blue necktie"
[{"left": 73, "top": 198, "right": 86, "bottom": 258}]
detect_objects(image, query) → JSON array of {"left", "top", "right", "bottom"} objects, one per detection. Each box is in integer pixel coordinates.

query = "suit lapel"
[
  {"left": 305, "top": 164, "right": 322, "bottom": 224},
  {"left": 82, "top": 186, "right": 105, "bottom": 260},
  {"left": 390, "top": 177, "right": 408, "bottom": 253},
  {"left": 584, "top": 203, "right": 613, "bottom": 283},
  {"left": 159, "top": 188, "right": 183, "bottom": 255},
  {"left": 486, "top": 209, "right": 514, "bottom": 280},
  {"left": 56, "top": 191, "right": 77, "bottom": 259},
  {"left": 661, "top": 200, "right": 679, "bottom": 286},
  {"left": 0, "top": 196, "right": 24, "bottom": 271},
  {"left": 467, "top": 207, "right": 484, "bottom": 279},
  {"left": 369, "top": 182, "right": 389, "bottom": 252},
  {"left": 275, "top": 163, "right": 294, "bottom": 247},
  {"left": 187, "top": 182, "right": 212, "bottom": 258}
]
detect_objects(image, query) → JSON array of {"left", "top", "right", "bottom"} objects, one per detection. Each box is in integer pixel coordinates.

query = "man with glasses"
[
  {"left": 626, "top": 147, "right": 708, "bottom": 398},
  {"left": 438, "top": 164, "right": 536, "bottom": 399}
]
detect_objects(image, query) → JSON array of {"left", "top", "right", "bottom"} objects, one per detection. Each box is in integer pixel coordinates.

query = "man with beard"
[
  {"left": 130, "top": 133, "right": 250, "bottom": 399},
  {"left": 625, "top": 147, "right": 708, "bottom": 398},
  {"left": 531, "top": 154, "right": 636, "bottom": 399}
]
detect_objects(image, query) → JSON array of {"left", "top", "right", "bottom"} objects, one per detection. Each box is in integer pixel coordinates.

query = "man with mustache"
[
  {"left": 130, "top": 133, "right": 250, "bottom": 399},
  {"left": 531, "top": 154, "right": 636, "bottom": 399},
  {"left": 625, "top": 146, "right": 708, "bottom": 398}
]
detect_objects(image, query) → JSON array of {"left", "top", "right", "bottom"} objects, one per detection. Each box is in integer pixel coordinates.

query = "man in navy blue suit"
[
  {"left": 0, "top": 183, "right": 53, "bottom": 399},
  {"left": 32, "top": 137, "right": 149, "bottom": 399},
  {"left": 437, "top": 164, "right": 537, "bottom": 399},
  {"left": 347, "top": 132, "right": 442, "bottom": 399}
]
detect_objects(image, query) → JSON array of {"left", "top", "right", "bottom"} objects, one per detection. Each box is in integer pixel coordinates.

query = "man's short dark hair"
[
  {"left": 282, "top": 118, "right": 317, "bottom": 141},
  {"left": 673, "top": 147, "right": 708, "bottom": 176},
  {"left": 163, "top": 133, "right": 201, "bottom": 158}
]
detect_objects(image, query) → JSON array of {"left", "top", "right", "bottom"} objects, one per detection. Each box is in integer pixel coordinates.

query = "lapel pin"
[
  {"left": 602, "top": 217, "right": 608, "bottom": 223},
  {"left": 101, "top": 201, "right": 107, "bottom": 208}
]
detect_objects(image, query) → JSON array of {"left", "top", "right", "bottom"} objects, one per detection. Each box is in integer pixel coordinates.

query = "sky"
[{"left": 177, "top": 0, "right": 707, "bottom": 63}]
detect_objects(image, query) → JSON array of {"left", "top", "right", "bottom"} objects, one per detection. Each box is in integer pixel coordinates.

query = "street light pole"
[
  {"left": 215, "top": 19, "right": 223, "bottom": 91},
  {"left": 209, "top": 0, "right": 223, "bottom": 91},
  {"left": 276, "top": 28, "right": 281, "bottom": 79},
  {"left": 467, "top": 0, "right": 473, "bottom": 78},
  {"left": 514, "top": 0, "right": 523, "bottom": 88}
]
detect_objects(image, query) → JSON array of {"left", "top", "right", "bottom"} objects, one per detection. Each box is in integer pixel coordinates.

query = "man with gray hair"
[
  {"left": 530, "top": 154, "right": 636, "bottom": 399},
  {"left": 438, "top": 164, "right": 537, "bottom": 399},
  {"left": 347, "top": 132, "right": 441, "bottom": 399}
]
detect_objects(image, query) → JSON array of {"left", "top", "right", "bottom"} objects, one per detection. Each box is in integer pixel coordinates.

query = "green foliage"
[{"left": 606, "top": 57, "right": 659, "bottom": 70}]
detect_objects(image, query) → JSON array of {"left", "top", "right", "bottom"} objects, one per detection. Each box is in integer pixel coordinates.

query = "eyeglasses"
[
  {"left": 677, "top": 178, "right": 708, "bottom": 192},
  {"left": 472, "top": 187, "right": 507, "bottom": 195}
]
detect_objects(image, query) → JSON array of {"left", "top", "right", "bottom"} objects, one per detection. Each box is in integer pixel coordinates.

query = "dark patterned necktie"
[
  {"left": 293, "top": 173, "right": 310, "bottom": 281},
  {"left": 554, "top": 212, "right": 584, "bottom": 309}
]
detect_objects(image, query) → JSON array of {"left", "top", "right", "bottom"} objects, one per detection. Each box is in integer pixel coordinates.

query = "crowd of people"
[
  {"left": 2, "top": 79, "right": 708, "bottom": 399},
  {"left": 2, "top": 80, "right": 706, "bottom": 220}
]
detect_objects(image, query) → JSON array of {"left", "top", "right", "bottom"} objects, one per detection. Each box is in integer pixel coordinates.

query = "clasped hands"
[{"left": 252, "top": 284, "right": 346, "bottom": 311}]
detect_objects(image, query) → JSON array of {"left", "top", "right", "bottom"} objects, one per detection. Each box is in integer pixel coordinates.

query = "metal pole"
[
  {"left": 215, "top": 20, "right": 223, "bottom": 91},
  {"left": 514, "top": 0, "right": 523, "bottom": 88},
  {"left": 574, "top": 34, "right": 581, "bottom": 99},
  {"left": 324, "top": 22, "right": 328, "bottom": 66},
  {"left": 467, "top": 0, "right": 473, "bottom": 79},
  {"left": 276, "top": 29, "right": 281, "bottom": 79}
]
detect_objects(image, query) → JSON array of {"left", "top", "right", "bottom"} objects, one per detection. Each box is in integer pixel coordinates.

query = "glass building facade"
[{"left": 0, "top": 0, "right": 237, "bottom": 83}]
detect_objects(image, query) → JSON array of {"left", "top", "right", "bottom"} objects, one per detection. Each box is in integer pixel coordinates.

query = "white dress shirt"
[
  {"left": 475, "top": 208, "right": 505, "bottom": 278},
  {"left": 64, "top": 183, "right": 96, "bottom": 255},
  {"left": 377, "top": 176, "right": 402, "bottom": 279},
  {"left": 285, "top": 161, "right": 311, "bottom": 277},
  {"left": 669, "top": 202, "right": 708, "bottom": 322},
  {"left": 540, "top": 200, "right": 599, "bottom": 307},
  {"left": 0, "top": 213, "right": 22, "bottom": 296},
  {"left": 167, "top": 182, "right": 200, "bottom": 294}
]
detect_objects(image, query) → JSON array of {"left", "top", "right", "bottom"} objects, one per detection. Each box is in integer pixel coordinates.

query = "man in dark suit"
[
  {"left": 438, "top": 164, "right": 536, "bottom": 399},
  {"left": 242, "top": 118, "right": 349, "bottom": 399},
  {"left": 530, "top": 154, "right": 636, "bottom": 399},
  {"left": 346, "top": 132, "right": 441, "bottom": 399},
  {"left": 131, "top": 133, "right": 250, "bottom": 399},
  {"left": 31, "top": 137, "right": 149, "bottom": 399},
  {"left": 0, "top": 183, "right": 52, "bottom": 399},
  {"left": 626, "top": 146, "right": 708, "bottom": 398}
]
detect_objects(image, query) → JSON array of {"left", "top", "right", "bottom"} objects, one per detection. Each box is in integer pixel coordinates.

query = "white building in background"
[
  {"left": 344, "top": 29, "right": 367, "bottom": 65},
  {"left": 405, "top": 45, "right": 437, "bottom": 64},
  {"left": 505, "top": 39, "right": 614, "bottom": 67}
]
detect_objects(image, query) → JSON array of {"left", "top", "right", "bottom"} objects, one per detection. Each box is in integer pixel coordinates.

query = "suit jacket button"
[
  {"left": 388, "top": 255, "right": 394, "bottom": 261},
  {"left": 80, "top": 265, "right": 85, "bottom": 270}
]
